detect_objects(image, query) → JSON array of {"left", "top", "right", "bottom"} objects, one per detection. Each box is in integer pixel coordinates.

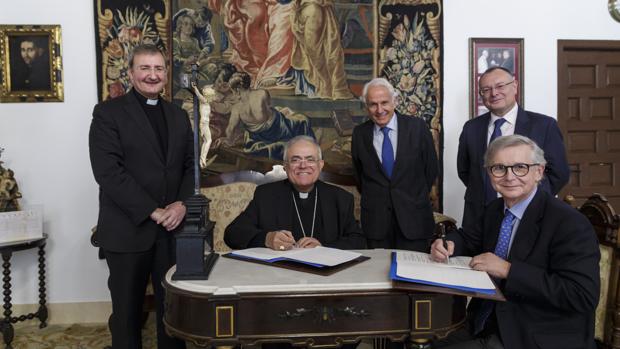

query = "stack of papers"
[
  {"left": 230, "top": 246, "right": 362, "bottom": 268},
  {"left": 390, "top": 251, "right": 497, "bottom": 295}
]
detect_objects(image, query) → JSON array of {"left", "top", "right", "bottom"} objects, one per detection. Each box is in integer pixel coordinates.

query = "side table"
[{"left": 0, "top": 234, "right": 48, "bottom": 349}]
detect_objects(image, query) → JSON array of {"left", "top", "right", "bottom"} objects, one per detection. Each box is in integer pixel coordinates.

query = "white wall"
[
  {"left": 0, "top": 0, "right": 618, "bottom": 307},
  {"left": 0, "top": 1, "right": 106, "bottom": 305}
]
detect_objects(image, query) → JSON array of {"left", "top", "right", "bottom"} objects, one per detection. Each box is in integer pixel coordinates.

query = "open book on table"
[
  {"left": 390, "top": 251, "right": 505, "bottom": 300},
  {"left": 225, "top": 246, "right": 369, "bottom": 275}
]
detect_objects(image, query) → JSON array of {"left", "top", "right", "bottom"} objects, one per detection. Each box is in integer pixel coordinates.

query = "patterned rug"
[
  {"left": 12, "top": 317, "right": 156, "bottom": 349},
  {"left": 13, "top": 318, "right": 371, "bottom": 348}
]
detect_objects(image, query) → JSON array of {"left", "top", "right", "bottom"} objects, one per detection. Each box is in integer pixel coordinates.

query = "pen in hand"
[{"left": 439, "top": 224, "right": 449, "bottom": 263}]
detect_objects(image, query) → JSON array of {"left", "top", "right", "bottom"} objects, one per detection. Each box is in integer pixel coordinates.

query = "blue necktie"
[
  {"left": 474, "top": 209, "right": 516, "bottom": 334},
  {"left": 484, "top": 118, "right": 507, "bottom": 203},
  {"left": 494, "top": 210, "right": 515, "bottom": 259},
  {"left": 381, "top": 127, "right": 394, "bottom": 178}
]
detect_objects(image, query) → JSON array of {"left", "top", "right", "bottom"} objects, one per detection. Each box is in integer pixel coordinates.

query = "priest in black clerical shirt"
[
  {"left": 89, "top": 44, "right": 192, "bottom": 349},
  {"left": 224, "top": 136, "right": 366, "bottom": 251}
]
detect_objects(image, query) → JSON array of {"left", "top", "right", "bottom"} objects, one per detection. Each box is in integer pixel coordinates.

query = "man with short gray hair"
[
  {"left": 352, "top": 77, "right": 438, "bottom": 252},
  {"left": 225, "top": 136, "right": 365, "bottom": 250},
  {"left": 431, "top": 134, "right": 599, "bottom": 349}
]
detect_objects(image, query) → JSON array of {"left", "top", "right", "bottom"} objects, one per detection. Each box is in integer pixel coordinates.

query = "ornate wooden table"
[
  {"left": 164, "top": 249, "right": 466, "bottom": 348},
  {"left": 0, "top": 234, "right": 48, "bottom": 349}
]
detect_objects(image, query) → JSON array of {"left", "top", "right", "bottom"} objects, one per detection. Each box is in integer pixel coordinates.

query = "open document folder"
[
  {"left": 228, "top": 246, "right": 366, "bottom": 269},
  {"left": 390, "top": 251, "right": 503, "bottom": 300}
]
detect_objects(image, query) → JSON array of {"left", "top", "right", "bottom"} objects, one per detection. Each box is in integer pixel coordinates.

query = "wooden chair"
[
  {"left": 200, "top": 171, "right": 270, "bottom": 252},
  {"left": 567, "top": 193, "right": 620, "bottom": 348}
]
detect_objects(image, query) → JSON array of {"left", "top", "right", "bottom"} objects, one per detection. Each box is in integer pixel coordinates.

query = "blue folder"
[{"left": 230, "top": 252, "right": 325, "bottom": 268}]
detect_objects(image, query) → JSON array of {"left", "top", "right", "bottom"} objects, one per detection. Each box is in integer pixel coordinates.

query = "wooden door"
[{"left": 557, "top": 40, "right": 620, "bottom": 210}]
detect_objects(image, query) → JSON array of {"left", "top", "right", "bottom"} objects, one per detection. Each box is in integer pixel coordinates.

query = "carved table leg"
[
  {"left": 1, "top": 251, "right": 13, "bottom": 349},
  {"left": 36, "top": 245, "right": 47, "bottom": 328}
]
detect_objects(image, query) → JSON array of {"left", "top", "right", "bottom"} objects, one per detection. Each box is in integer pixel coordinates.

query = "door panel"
[{"left": 558, "top": 41, "right": 620, "bottom": 210}]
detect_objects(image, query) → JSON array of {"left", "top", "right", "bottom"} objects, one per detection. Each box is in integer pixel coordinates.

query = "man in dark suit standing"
[
  {"left": 89, "top": 44, "right": 192, "bottom": 349},
  {"left": 457, "top": 67, "right": 569, "bottom": 233},
  {"left": 225, "top": 136, "right": 365, "bottom": 251},
  {"left": 351, "top": 78, "right": 438, "bottom": 252},
  {"left": 432, "top": 135, "right": 599, "bottom": 349}
]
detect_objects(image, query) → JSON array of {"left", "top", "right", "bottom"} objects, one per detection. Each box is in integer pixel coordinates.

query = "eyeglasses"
[
  {"left": 479, "top": 80, "right": 514, "bottom": 96},
  {"left": 136, "top": 65, "right": 167, "bottom": 74},
  {"left": 286, "top": 156, "right": 319, "bottom": 167},
  {"left": 487, "top": 163, "right": 540, "bottom": 178}
]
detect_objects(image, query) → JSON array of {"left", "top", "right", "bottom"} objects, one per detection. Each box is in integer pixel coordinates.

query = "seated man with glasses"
[
  {"left": 431, "top": 135, "right": 600, "bottom": 349},
  {"left": 225, "top": 135, "right": 366, "bottom": 250},
  {"left": 457, "top": 66, "right": 570, "bottom": 236}
]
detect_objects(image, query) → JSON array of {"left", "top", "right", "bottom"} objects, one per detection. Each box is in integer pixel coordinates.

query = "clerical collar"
[
  {"left": 288, "top": 180, "right": 317, "bottom": 199},
  {"left": 294, "top": 186, "right": 315, "bottom": 199},
  {"left": 132, "top": 88, "right": 160, "bottom": 106}
]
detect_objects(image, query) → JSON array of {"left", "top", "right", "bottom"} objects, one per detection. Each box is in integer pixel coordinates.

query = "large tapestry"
[
  {"left": 376, "top": 0, "right": 443, "bottom": 207},
  {"left": 93, "top": 0, "right": 443, "bottom": 205},
  {"left": 170, "top": 0, "right": 377, "bottom": 176},
  {"left": 94, "top": 0, "right": 171, "bottom": 101}
]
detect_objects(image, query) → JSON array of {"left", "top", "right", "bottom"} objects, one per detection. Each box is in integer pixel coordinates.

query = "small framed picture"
[
  {"left": 469, "top": 38, "right": 523, "bottom": 117},
  {"left": 0, "top": 25, "right": 64, "bottom": 102}
]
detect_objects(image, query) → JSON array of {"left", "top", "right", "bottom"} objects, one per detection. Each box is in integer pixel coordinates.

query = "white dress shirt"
[{"left": 487, "top": 103, "right": 518, "bottom": 144}]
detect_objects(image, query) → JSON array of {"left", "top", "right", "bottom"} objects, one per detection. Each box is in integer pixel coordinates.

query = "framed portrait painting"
[
  {"left": 0, "top": 25, "right": 64, "bottom": 102},
  {"left": 469, "top": 37, "right": 523, "bottom": 117}
]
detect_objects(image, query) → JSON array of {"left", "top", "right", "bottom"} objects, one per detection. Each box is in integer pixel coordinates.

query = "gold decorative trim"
[
  {"left": 215, "top": 306, "right": 234, "bottom": 337},
  {"left": 414, "top": 300, "right": 431, "bottom": 330}
]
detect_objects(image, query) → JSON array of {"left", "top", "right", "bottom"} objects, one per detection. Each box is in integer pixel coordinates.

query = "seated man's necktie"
[{"left": 474, "top": 209, "right": 516, "bottom": 334}]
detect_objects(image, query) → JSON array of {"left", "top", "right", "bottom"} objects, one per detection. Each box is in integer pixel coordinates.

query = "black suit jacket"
[
  {"left": 457, "top": 107, "right": 570, "bottom": 230},
  {"left": 351, "top": 114, "right": 438, "bottom": 242},
  {"left": 224, "top": 180, "right": 366, "bottom": 250},
  {"left": 450, "top": 190, "right": 599, "bottom": 349},
  {"left": 89, "top": 91, "right": 194, "bottom": 252}
]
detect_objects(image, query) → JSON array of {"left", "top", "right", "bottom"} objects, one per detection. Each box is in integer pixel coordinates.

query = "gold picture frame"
[{"left": 0, "top": 25, "right": 64, "bottom": 102}]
